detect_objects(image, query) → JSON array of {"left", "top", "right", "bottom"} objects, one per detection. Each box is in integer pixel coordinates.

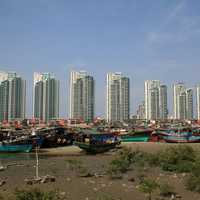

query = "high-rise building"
[
  {"left": 144, "top": 80, "right": 168, "bottom": 120},
  {"left": 186, "top": 88, "right": 193, "bottom": 120},
  {"left": 173, "top": 83, "right": 186, "bottom": 120},
  {"left": 173, "top": 83, "right": 193, "bottom": 120},
  {"left": 33, "top": 72, "right": 59, "bottom": 122},
  {"left": 197, "top": 84, "right": 200, "bottom": 120},
  {"left": 159, "top": 85, "right": 168, "bottom": 120},
  {"left": 106, "top": 72, "right": 130, "bottom": 122},
  {"left": 144, "top": 80, "right": 160, "bottom": 120},
  {"left": 0, "top": 71, "right": 26, "bottom": 121},
  {"left": 137, "top": 101, "right": 145, "bottom": 119},
  {"left": 69, "top": 71, "right": 94, "bottom": 122}
]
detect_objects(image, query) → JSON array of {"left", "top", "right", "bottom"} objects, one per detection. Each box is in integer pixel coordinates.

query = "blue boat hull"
[{"left": 0, "top": 144, "right": 33, "bottom": 152}]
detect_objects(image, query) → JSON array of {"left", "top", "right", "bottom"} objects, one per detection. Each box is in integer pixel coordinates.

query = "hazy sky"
[{"left": 0, "top": 0, "right": 200, "bottom": 118}]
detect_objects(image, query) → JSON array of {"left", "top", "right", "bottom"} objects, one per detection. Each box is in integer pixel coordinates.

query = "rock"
[
  {"left": 173, "top": 174, "right": 177, "bottom": 178},
  {"left": 40, "top": 175, "right": 56, "bottom": 183},
  {"left": 128, "top": 177, "right": 135, "bottom": 182},
  {"left": 122, "top": 183, "right": 126, "bottom": 187},
  {"left": 0, "top": 166, "right": 6, "bottom": 171},
  {"left": 101, "top": 183, "right": 106, "bottom": 188},
  {"left": 89, "top": 180, "right": 95, "bottom": 184},
  {"left": 60, "top": 192, "right": 66, "bottom": 196},
  {"left": 79, "top": 172, "right": 94, "bottom": 178},
  {"left": 93, "top": 187, "right": 98, "bottom": 191},
  {"left": 67, "top": 177, "right": 71, "bottom": 182},
  {"left": 94, "top": 173, "right": 104, "bottom": 178},
  {"left": 0, "top": 180, "right": 6, "bottom": 187},
  {"left": 175, "top": 194, "right": 182, "bottom": 199}
]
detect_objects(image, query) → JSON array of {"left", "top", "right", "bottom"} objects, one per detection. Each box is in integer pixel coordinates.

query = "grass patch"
[{"left": 15, "top": 188, "right": 61, "bottom": 200}]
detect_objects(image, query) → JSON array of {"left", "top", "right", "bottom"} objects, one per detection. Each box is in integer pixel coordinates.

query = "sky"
[{"left": 0, "top": 0, "right": 200, "bottom": 118}]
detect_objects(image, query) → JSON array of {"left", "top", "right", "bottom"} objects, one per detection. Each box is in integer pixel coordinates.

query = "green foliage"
[
  {"left": 139, "top": 178, "right": 159, "bottom": 200},
  {"left": 185, "top": 174, "right": 200, "bottom": 193},
  {"left": 66, "top": 159, "right": 83, "bottom": 171},
  {"left": 185, "top": 155, "right": 200, "bottom": 193},
  {"left": 96, "top": 194, "right": 115, "bottom": 200},
  {"left": 158, "top": 145, "right": 195, "bottom": 173},
  {"left": 107, "top": 148, "right": 135, "bottom": 178},
  {"left": 159, "top": 182, "right": 175, "bottom": 197},
  {"left": 15, "top": 188, "right": 60, "bottom": 200},
  {"left": 66, "top": 159, "right": 90, "bottom": 177}
]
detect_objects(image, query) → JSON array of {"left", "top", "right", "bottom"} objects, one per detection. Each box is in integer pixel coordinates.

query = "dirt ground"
[{"left": 1, "top": 142, "right": 200, "bottom": 200}]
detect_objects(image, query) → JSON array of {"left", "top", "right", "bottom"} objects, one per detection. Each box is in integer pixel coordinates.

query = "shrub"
[
  {"left": 66, "top": 159, "right": 83, "bottom": 171},
  {"left": 158, "top": 145, "right": 195, "bottom": 173},
  {"left": 139, "top": 178, "right": 159, "bottom": 200},
  {"left": 185, "top": 174, "right": 200, "bottom": 193},
  {"left": 15, "top": 188, "right": 60, "bottom": 200},
  {"left": 159, "top": 182, "right": 175, "bottom": 197}
]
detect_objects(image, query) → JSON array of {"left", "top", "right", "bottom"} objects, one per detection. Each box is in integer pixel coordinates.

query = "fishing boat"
[
  {"left": 120, "top": 128, "right": 153, "bottom": 142},
  {"left": 121, "top": 135, "right": 149, "bottom": 142},
  {"left": 35, "top": 127, "right": 74, "bottom": 148},
  {"left": 0, "top": 140, "right": 33, "bottom": 153},
  {"left": 163, "top": 135, "right": 200, "bottom": 143},
  {"left": 74, "top": 133, "right": 121, "bottom": 153}
]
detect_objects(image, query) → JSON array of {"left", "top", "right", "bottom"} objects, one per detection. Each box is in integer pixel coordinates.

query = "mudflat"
[{"left": 0, "top": 142, "right": 200, "bottom": 200}]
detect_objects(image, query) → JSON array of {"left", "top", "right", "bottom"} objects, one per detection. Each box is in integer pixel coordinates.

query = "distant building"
[
  {"left": 159, "top": 85, "right": 168, "bottom": 120},
  {"left": 0, "top": 71, "right": 26, "bottom": 121},
  {"left": 33, "top": 72, "right": 59, "bottom": 122},
  {"left": 106, "top": 72, "right": 130, "bottom": 122},
  {"left": 144, "top": 80, "right": 168, "bottom": 120},
  {"left": 186, "top": 88, "right": 193, "bottom": 120},
  {"left": 173, "top": 83, "right": 193, "bottom": 120},
  {"left": 69, "top": 71, "right": 94, "bottom": 122},
  {"left": 173, "top": 83, "right": 186, "bottom": 120},
  {"left": 197, "top": 84, "right": 200, "bottom": 120},
  {"left": 137, "top": 101, "right": 145, "bottom": 119}
]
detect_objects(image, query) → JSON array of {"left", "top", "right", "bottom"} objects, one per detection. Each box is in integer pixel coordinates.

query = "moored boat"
[
  {"left": 74, "top": 133, "right": 121, "bottom": 153},
  {"left": 163, "top": 135, "right": 200, "bottom": 143},
  {"left": 0, "top": 141, "right": 33, "bottom": 153}
]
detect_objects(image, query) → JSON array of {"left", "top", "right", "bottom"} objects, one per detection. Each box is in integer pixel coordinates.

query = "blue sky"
[{"left": 0, "top": 0, "right": 200, "bottom": 118}]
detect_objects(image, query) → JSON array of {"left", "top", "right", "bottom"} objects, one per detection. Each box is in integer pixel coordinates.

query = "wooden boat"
[
  {"left": 74, "top": 133, "right": 121, "bottom": 154},
  {"left": 121, "top": 135, "right": 149, "bottom": 142},
  {"left": 35, "top": 127, "right": 74, "bottom": 148},
  {"left": 163, "top": 135, "right": 200, "bottom": 143},
  {"left": 0, "top": 139, "right": 33, "bottom": 153},
  {"left": 120, "top": 128, "right": 153, "bottom": 142}
]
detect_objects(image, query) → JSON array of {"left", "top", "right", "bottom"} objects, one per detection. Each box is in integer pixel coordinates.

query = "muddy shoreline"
[{"left": 1, "top": 143, "right": 200, "bottom": 200}]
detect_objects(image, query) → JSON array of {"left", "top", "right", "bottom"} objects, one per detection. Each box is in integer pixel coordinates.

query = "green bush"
[
  {"left": 15, "top": 188, "right": 60, "bottom": 200},
  {"left": 185, "top": 174, "right": 200, "bottom": 193},
  {"left": 139, "top": 178, "right": 159, "bottom": 200},
  {"left": 159, "top": 182, "right": 175, "bottom": 197},
  {"left": 158, "top": 145, "right": 195, "bottom": 173}
]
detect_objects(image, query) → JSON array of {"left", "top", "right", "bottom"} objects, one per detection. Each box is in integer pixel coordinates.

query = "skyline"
[
  {"left": 1, "top": 0, "right": 200, "bottom": 117},
  {"left": 1, "top": 69, "right": 200, "bottom": 119}
]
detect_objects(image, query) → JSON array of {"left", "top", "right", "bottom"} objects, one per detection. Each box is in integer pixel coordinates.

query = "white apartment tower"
[
  {"left": 145, "top": 80, "right": 160, "bottom": 120},
  {"left": 106, "top": 72, "right": 130, "bottom": 122},
  {"left": 69, "top": 71, "right": 94, "bottom": 122},
  {"left": 173, "top": 83, "right": 193, "bottom": 120},
  {"left": 173, "top": 83, "right": 186, "bottom": 119},
  {"left": 0, "top": 71, "right": 26, "bottom": 121},
  {"left": 33, "top": 72, "right": 59, "bottom": 122},
  {"left": 144, "top": 80, "right": 168, "bottom": 120}
]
